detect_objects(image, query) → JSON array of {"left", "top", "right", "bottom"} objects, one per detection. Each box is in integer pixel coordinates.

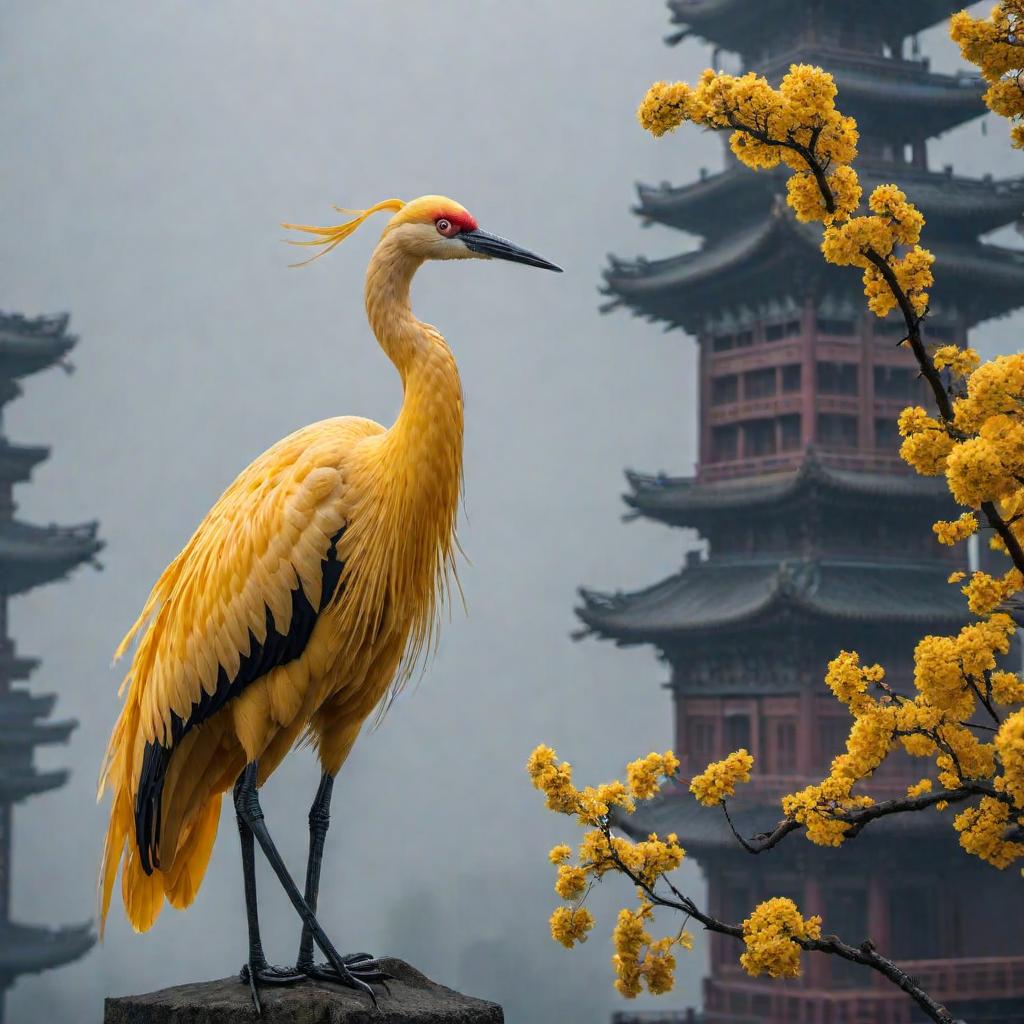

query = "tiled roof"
[
  {"left": 0, "top": 312, "right": 75, "bottom": 381},
  {"left": 625, "top": 455, "right": 953, "bottom": 528},
  {"left": 577, "top": 558, "right": 965, "bottom": 643},
  {"left": 0, "top": 519, "right": 103, "bottom": 595},
  {"left": 665, "top": 1, "right": 965, "bottom": 52}
]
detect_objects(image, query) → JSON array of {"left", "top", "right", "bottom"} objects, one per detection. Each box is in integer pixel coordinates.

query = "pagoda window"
[
  {"left": 711, "top": 425, "right": 738, "bottom": 462},
  {"left": 875, "top": 416, "right": 900, "bottom": 452},
  {"left": 876, "top": 317, "right": 908, "bottom": 338},
  {"left": 744, "top": 419, "right": 776, "bottom": 457},
  {"left": 874, "top": 365, "right": 915, "bottom": 400},
  {"left": 817, "top": 413, "right": 858, "bottom": 449},
  {"left": 711, "top": 374, "right": 738, "bottom": 406},
  {"left": 735, "top": 329, "right": 754, "bottom": 348},
  {"left": 781, "top": 364, "right": 801, "bottom": 392},
  {"left": 724, "top": 712, "right": 751, "bottom": 754},
  {"left": 817, "top": 361, "right": 859, "bottom": 396},
  {"left": 766, "top": 719, "right": 797, "bottom": 774},
  {"left": 827, "top": 885, "right": 869, "bottom": 985},
  {"left": 742, "top": 367, "right": 776, "bottom": 400},
  {"left": 890, "top": 885, "right": 940, "bottom": 959},
  {"left": 712, "top": 333, "right": 734, "bottom": 352},
  {"left": 765, "top": 320, "right": 800, "bottom": 342},
  {"left": 779, "top": 414, "right": 801, "bottom": 451},
  {"left": 818, "top": 715, "right": 849, "bottom": 768},
  {"left": 686, "top": 717, "right": 717, "bottom": 769},
  {"left": 817, "top": 317, "right": 856, "bottom": 337}
]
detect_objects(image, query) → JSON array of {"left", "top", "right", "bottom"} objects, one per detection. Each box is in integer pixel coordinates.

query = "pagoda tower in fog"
[
  {"left": 580, "top": 3, "right": 1024, "bottom": 1022},
  {"left": 0, "top": 311, "right": 101, "bottom": 1019}
]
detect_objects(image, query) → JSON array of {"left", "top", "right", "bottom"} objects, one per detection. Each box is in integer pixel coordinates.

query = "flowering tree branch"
[
  {"left": 720, "top": 779, "right": 1001, "bottom": 855},
  {"left": 601, "top": 825, "right": 956, "bottom": 1024}
]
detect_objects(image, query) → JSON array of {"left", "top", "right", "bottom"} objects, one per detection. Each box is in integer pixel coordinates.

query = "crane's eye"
[{"left": 436, "top": 218, "right": 457, "bottom": 237}]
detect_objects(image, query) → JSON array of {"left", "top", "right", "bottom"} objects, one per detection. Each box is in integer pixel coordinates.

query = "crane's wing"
[{"left": 104, "top": 425, "right": 358, "bottom": 875}]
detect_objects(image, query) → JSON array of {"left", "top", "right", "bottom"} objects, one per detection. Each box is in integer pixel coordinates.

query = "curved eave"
[
  {"left": 0, "top": 520, "right": 103, "bottom": 595},
  {"left": 0, "top": 443, "right": 50, "bottom": 485},
  {"left": 604, "top": 215, "right": 1024, "bottom": 329},
  {"left": 666, "top": 0, "right": 965, "bottom": 53},
  {"left": 829, "top": 67, "right": 984, "bottom": 137},
  {"left": 636, "top": 168, "right": 1024, "bottom": 240},
  {"left": 576, "top": 562, "right": 965, "bottom": 646},
  {"left": 0, "top": 922, "right": 94, "bottom": 978},
  {"left": 0, "top": 767, "right": 69, "bottom": 802},
  {"left": 0, "top": 313, "right": 75, "bottom": 381},
  {"left": 625, "top": 463, "right": 955, "bottom": 528},
  {"left": 0, "top": 719, "right": 76, "bottom": 747}
]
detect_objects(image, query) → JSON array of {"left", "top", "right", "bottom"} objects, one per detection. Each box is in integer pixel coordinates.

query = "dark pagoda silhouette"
[
  {"left": 580, "top": 3, "right": 1024, "bottom": 1022},
  {"left": 0, "top": 311, "right": 101, "bottom": 1019}
]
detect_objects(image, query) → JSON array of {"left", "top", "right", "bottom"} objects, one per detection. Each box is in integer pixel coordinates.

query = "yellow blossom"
[
  {"left": 549, "top": 844, "right": 572, "bottom": 865},
  {"left": 626, "top": 751, "right": 680, "bottom": 799},
  {"left": 907, "top": 778, "right": 934, "bottom": 799},
  {"left": 934, "top": 513, "right": 978, "bottom": 546},
  {"left": 995, "top": 710, "right": 1024, "bottom": 809},
  {"left": 740, "top": 898, "right": 821, "bottom": 979},
  {"left": 933, "top": 345, "right": 981, "bottom": 379},
  {"left": 555, "top": 864, "right": 588, "bottom": 901},
  {"left": 952, "top": 3, "right": 1024, "bottom": 147},
  {"left": 637, "top": 81, "right": 692, "bottom": 137},
  {"left": 955, "top": 797, "right": 1024, "bottom": 868},
  {"left": 690, "top": 749, "right": 754, "bottom": 806},
  {"left": 550, "top": 906, "right": 595, "bottom": 949}
]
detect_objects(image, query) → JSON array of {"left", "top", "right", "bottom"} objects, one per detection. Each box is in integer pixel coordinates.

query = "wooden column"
[
  {"left": 698, "top": 334, "right": 712, "bottom": 471},
  {"left": 800, "top": 297, "right": 816, "bottom": 448},
  {"left": 860, "top": 312, "right": 875, "bottom": 451},
  {"left": 868, "top": 873, "right": 890, "bottom": 986}
]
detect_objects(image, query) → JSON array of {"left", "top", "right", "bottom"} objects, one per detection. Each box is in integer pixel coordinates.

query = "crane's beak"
[{"left": 460, "top": 229, "right": 563, "bottom": 272}]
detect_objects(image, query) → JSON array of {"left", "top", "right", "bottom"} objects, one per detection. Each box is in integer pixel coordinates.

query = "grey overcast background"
[{"left": 1, "top": 3, "right": 1019, "bottom": 1023}]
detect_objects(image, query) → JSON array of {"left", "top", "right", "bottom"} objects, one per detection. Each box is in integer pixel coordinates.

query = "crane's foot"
[
  {"left": 299, "top": 951, "right": 393, "bottom": 989},
  {"left": 239, "top": 962, "right": 305, "bottom": 1015}
]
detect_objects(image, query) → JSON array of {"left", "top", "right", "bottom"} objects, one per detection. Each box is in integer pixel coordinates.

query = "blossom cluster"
[
  {"left": 740, "top": 898, "right": 822, "bottom": 979},
  {"left": 951, "top": 1, "right": 1024, "bottom": 148},
  {"left": 527, "top": 746, "right": 691, "bottom": 994},
  {"left": 637, "top": 65, "right": 932, "bottom": 318},
  {"left": 689, "top": 749, "right": 755, "bottom": 806}
]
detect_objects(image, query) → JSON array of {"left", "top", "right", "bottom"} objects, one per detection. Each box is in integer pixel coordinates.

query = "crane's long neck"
[{"left": 364, "top": 231, "right": 464, "bottom": 535}]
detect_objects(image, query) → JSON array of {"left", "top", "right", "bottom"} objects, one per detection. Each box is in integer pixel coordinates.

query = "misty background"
[{"left": 0, "top": 3, "right": 1019, "bottom": 1022}]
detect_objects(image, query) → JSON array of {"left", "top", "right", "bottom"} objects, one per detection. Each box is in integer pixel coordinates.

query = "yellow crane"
[{"left": 98, "top": 195, "right": 560, "bottom": 1009}]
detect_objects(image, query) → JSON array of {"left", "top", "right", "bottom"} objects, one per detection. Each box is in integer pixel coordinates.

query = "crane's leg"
[
  {"left": 234, "top": 773, "right": 303, "bottom": 1013},
  {"left": 294, "top": 772, "right": 382, "bottom": 983},
  {"left": 233, "top": 762, "right": 388, "bottom": 1004}
]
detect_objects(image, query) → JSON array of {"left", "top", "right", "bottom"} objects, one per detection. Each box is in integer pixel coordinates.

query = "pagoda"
[
  {"left": 581, "top": 3, "right": 1024, "bottom": 1023},
  {"left": 0, "top": 311, "right": 101, "bottom": 1019}
]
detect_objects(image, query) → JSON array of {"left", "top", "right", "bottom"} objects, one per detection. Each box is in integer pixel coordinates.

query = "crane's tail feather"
[
  {"left": 165, "top": 796, "right": 221, "bottom": 910},
  {"left": 282, "top": 198, "right": 406, "bottom": 267}
]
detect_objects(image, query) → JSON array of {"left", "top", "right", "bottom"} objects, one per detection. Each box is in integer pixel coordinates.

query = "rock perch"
[{"left": 103, "top": 959, "right": 503, "bottom": 1024}]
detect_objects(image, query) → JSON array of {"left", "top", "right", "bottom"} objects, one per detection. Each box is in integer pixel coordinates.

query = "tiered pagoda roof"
[
  {"left": 0, "top": 310, "right": 99, "bottom": 998},
  {"left": 604, "top": 203, "right": 1024, "bottom": 332},
  {"left": 0, "top": 313, "right": 74, "bottom": 383},
  {"left": 664, "top": 0, "right": 966, "bottom": 51},
  {"left": 635, "top": 162, "right": 1024, "bottom": 240},
  {"left": 0, "top": 520, "right": 102, "bottom": 595},
  {"left": 0, "top": 922, "right": 94, "bottom": 981},
  {"left": 578, "top": 557, "right": 963, "bottom": 646},
  {"left": 624, "top": 449, "right": 954, "bottom": 530}
]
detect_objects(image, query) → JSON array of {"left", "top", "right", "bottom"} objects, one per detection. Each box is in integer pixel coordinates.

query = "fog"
[{"left": 1, "top": 3, "right": 1019, "bottom": 1023}]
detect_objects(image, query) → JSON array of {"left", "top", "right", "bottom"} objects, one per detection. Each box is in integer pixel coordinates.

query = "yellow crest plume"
[{"left": 282, "top": 198, "right": 406, "bottom": 267}]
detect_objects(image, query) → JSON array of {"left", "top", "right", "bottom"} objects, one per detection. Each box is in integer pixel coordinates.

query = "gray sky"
[{"left": 1, "top": 3, "right": 1019, "bottom": 1023}]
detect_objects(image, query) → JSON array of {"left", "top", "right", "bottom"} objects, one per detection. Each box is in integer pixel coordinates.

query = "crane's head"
[{"left": 283, "top": 195, "right": 562, "bottom": 272}]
